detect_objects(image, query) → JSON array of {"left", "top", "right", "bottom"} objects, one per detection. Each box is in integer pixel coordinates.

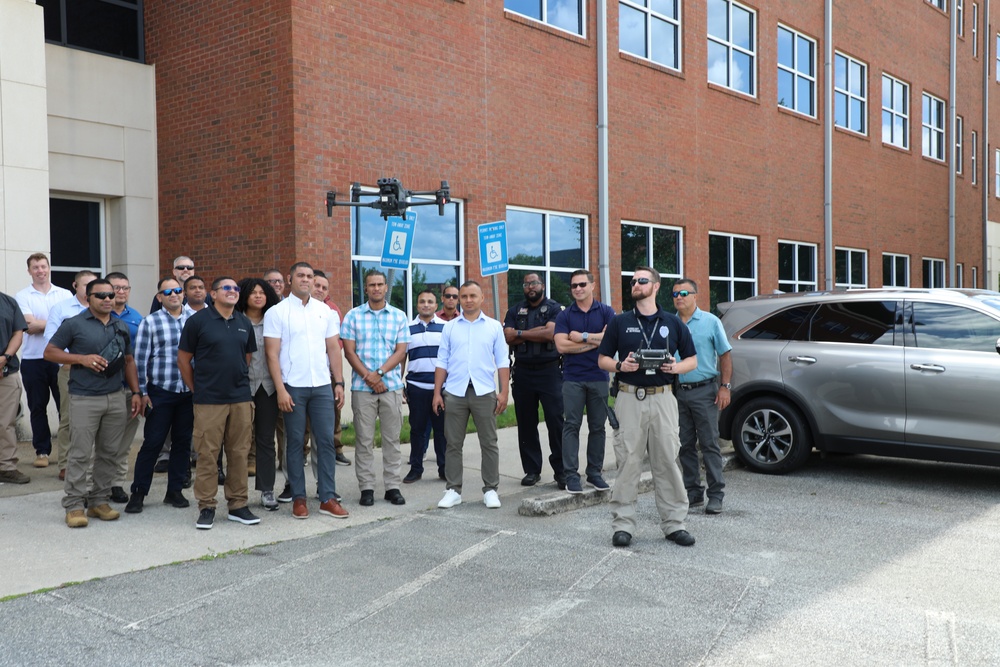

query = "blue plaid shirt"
[
  {"left": 341, "top": 302, "right": 410, "bottom": 392},
  {"left": 134, "top": 308, "right": 191, "bottom": 395}
]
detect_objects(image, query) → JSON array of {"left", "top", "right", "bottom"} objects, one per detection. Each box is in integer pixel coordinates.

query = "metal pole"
[
  {"left": 824, "top": 0, "right": 834, "bottom": 289},
  {"left": 597, "top": 0, "right": 611, "bottom": 302},
  {"left": 949, "top": 0, "right": 957, "bottom": 286}
]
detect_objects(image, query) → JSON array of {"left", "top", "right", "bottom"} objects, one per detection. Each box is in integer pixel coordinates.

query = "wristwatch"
[
  {"left": 721, "top": 382, "right": 732, "bottom": 389},
  {"left": 615, "top": 360, "right": 622, "bottom": 372},
  {"left": 334, "top": 381, "right": 345, "bottom": 387},
  {"left": 376, "top": 368, "right": 385, "bottom": 377},
  {"left": 582, "top": 332, "right": 589, "bottom": 342}
]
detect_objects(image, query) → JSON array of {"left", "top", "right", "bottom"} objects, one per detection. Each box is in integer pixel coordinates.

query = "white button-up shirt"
[
  {"left": 263, "top": 296, "right": 340, "bottom": 388},
  {"left": 15, "top": 283, "right": 72, "bottom": 359},
  {"left": 436, "top": 311, "right": 509, "bottom": 397}
]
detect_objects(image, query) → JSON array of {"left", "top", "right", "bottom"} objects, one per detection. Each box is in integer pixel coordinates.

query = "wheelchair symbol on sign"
[
  {"left": 389, "top": 231, "right": 406, "bottom": 256},
  {"left": 486, "top": 241, "right": 502, "bottom": 262}
]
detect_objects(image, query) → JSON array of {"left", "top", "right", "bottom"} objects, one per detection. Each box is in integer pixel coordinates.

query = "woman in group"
[{"left": 236, "top": 277, "right": 281, "bottom": 511}]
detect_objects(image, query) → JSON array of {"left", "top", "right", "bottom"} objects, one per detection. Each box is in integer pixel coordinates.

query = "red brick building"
[{"left": 145, "top": 0, "right": 999, "bottom": 315}]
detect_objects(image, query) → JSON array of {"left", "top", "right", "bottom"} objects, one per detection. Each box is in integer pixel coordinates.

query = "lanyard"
[{"left": 633, "top": 309, "right": 661, "bottom": 349}]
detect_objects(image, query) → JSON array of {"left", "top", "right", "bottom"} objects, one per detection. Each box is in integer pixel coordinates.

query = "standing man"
[
  {"left": 0, "top": 290, "right": 29, "bottom": 485},
  {"left": 45, "top": 278, "right": 143, "bottom": 528},
  {"left": 125, "top": 278, "right": 193, "bottom": 514},
  {"left": 435, "top": 285, "right": 461, "bottom": 321},
  {"left": 672, "top": 279, "right": 733, "bottom": 515},
  {"left": 264, "top": 269, "right": 286, "bottom": 300},
  {"left": 178, "top": 277, "right": 259, "bottom": 530},
  {"left": 15, "top": 252, "right": 72, "bottom": 469},
  {"left": 402, "top": 290, "right": 447, "bottom": 483},
  {"left": 149, "top": 256, "right": 209, "bottom": 314},
  {"left": 553, "top": 269, "right": 616, "bottom": 494},
  {"left": 503, "top": 273, "right": 566, "bottom": 488},
  {"left": 433, "top": 281, "right": 509, "bottom": 510},
  {"left": 107, "top": 272, "right": 144, "bottom": 503},
  {"left": 341, "top": 270, "right": 409, "bottom": 506},
  {"left": 264, "top": 262, "right": 348, "bottom": 520},
  {"left": 312, "top": 270, "right": 351, "bottom": 467},
  {"left": 597, "top": 266, "right": 698, "bottom": 548}
]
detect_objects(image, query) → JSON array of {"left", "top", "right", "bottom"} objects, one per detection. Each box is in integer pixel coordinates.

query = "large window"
[
  {"left": 707, "top": 0, "right": 756, "bottom": 96},
  {"left": 709, "top": 233, "right": 757, "bottom": 310},
  {"left": 506, "top": 207, "right": 587, "bottom": 310},
  {"left": 619, "top": 0, "right": 681, "bottom": 70},
  {"left": 835, "top": 247, "right": 868, "bottom": 289},
  {"left": 882, "top": 253, "right": 910, "bottom": 287},
  {"left": 835, "top": 53, "right": 867, "bottom": 134},
  {"left": 881, "top": 74, "right": 909, "bottom": 149},
  {"left": 38, "top": 0, "right": 143, "bottom": 62},
  {"left": 778, "top": 241, "right": 817, "bottom": 292},
  {"left": 620, "top": 222, "right": 683, "bottom": 311},
  {"left": 922, "top": 93, "right": 946, "bottom": 161},
  {"left": 956, "top": 115, "right": 964, "bottom": 173},
  {"left": 351, "top": 195, "right": 464, "bottom": 318},
  {"left": 49, "top": 197, "right": 105, "bottom": 291},
  {"left": 505, "top": 0, "right": 584, "bottom": 35},
  {"left": 777, "top": 26, "right": 815, "bottom": 116}
]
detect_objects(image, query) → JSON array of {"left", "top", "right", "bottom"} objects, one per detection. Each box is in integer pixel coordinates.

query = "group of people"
[{"left": 1, "top": 253, "right": 733, "bottom": 547}]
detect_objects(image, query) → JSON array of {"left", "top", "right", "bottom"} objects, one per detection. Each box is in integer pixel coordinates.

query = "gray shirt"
[
  {"left": 49, "top": 310, "right": 133, "bottom": 397},
  {"left": 247, "top": 317, "right": 275, "bottom": 396}
]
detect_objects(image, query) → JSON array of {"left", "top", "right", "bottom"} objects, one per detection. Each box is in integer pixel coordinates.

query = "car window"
[
  {"left": 808, "top": 301, "right": 897, "bottom": 344},
  {"left": 740, "top": 305, "right": 813, "bottom": 340},
  {"left": 910, "top": 302, "right": 1000, "bottom": 352}
]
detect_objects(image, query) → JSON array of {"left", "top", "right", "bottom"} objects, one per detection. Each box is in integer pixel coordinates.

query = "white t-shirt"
[{"left": 263, "top": 296, "right": 340, "bottom": 388}]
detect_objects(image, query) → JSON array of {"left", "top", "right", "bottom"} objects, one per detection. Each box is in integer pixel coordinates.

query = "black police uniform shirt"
[
  {"left": 48, "top": 310, "right": 133, "bottom": 396},
  {"left": 598, "top": 307, "right": 696, "bottom": 388},
  {"left": 503, "top": 298, "right": 563, "bottom": 364},
  {"left": 0, "top": 293, "right": 27, "bottom": 375},
  {"left": 177, "top": 305, "right": 256, "bottom": 405}
]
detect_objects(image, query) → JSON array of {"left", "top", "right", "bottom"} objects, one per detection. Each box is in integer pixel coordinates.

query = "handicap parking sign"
[
  {"left": 380, "top": 213, "right": 416, "bottom": 269},
  {"left": 479, "top": 221, "right": 508, "bottom": 276}
]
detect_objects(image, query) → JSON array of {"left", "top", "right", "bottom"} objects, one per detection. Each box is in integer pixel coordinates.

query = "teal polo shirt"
[{"left": 677, "top": 307, "right": 731, "bottom": 384}]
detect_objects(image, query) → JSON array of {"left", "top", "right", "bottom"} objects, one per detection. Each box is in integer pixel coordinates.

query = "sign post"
[{"left": 478, "top": 221, "right": 508, "bottom": 318}]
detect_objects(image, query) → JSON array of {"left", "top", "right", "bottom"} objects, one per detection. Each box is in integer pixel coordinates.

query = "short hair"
[
  {"left": 157, "top": 277, "right": 180, "bottom": 291},
  {"left": 364, "top": 269, "right": 387, "bottom": 285},
  {"left": 570, "top": 269, "right": 593, "bottom": 282},
  {"left": 236, "top": 277, "right": 280, "bottom": 314},
  {"left": 26, "top": 252, "right": 49, "bottom": 267},
  {"left": 416, "top": 289, "right": 437, "bottom": 301},
  {"left": 73, "top": 270, "right": 98, "bottom": 284},
  {"left": 460, "top": 280, "right": 482, "bottom": 291},
  {"left": 86, "top": 279, "right": 112, "bottom": 296},
  {"left": 442, "top": 284, "right": 460, "bottom": 295},
  {"left": 634, "top": 265, "right": 661, "bottom": 284},
  {"left": 184, "top": 275, "right": 206, "bottom": 288},
  {"left": 105, "top": 271, "right": 128, "bottom": 282},
  {"left": 211, "top": 276, "right": 237, "bottom": 291},
  {"left": 313, "top": 269, "right": 327, "bottom": 279},
  {"left": 673, "top": 277, "right": 698, "bottom": 292},
  {"left": 173, "top": 256, "right": 193, "bottom": 267},
  {"left": 288, "top": 262, "right": 313, "bottom": 276},
  {"left": 263, "top": 268, "right": 283, "bottom": 278}
]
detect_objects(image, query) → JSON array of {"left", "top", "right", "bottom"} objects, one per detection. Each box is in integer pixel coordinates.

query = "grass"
[{"left": 341, "top": 405, "right": 521, "bottom": 448}]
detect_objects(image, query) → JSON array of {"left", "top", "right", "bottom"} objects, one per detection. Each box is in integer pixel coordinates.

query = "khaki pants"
[
  {"left": 443, "top": 386, "right": 500, "bottom": 494},
  {"left": 0, "top": 372, "right": 22, "bottom": 471},
  {"left": 115, "top": 409, "right": 141, "bottom": 485},
  {"left": 55, "top": 365, "right": 71, "bottom": 470},
  {"left": 351, "top": 389, "right": 403, "bottom": 492},
  {"left": 192, "top": 402, "right": 252, "bottom": 511},
  {"left": 62, "top": 391, "right": 128, "bottom": 511}
]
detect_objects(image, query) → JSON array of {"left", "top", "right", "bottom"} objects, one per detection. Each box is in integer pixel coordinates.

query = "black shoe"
[
  {"left": 153, "top": 460, "right": 169, "bottom": 473},
  {"left": 385, "top": 489, "right": 406, "bottom": 505},
  {"left": 554, "top": 474, "right": 567, "bottom": 491},
  {"left": 124, "top": 492, "right": 145, "bottom": 514},
  {"left": 705, "top": 498, "right": 723, "bottom": 514},
  {"left": 217, "top": 467, "right": 226, "bottom": 486},
  {"left": 228, "top": 506, "right": 261, "bottom": 525},
  {"left": 182, "top": 475, "right": 192, "bottom": 489},
  {"left": 163, "top": 489, "right": 190, "bottom": 508},
  {"left": 277, "top": 483, "right": 293, "bottom": 503},
  {"left": 335, "top": 453, "right": 352, "bottom": 466},
  {"left": 359, "top": 490, "right": 375, "bottom": 506},
  {"left": 612, "top": 531, "right": 632, "bottom": 547},
  {"left": 520, "top": 473, "right": 540, "bottom": 486},
  {"left": 438, "top": 470, "right": 446, "bottom": 481},
  {"left": 110, "top": 486, "right": 129, "bottom": 503},
  {"left": 666, "top": 529, "right": 696, "bottom": 546},
  {"left": 196, "top": 508, "right": 215, "bottom": 530},
  {"left": 402, "top": 469, "right": 422, "bottom": 484},
  {"left": 688, "top": 495, "right": 705, "bottom": 508}
]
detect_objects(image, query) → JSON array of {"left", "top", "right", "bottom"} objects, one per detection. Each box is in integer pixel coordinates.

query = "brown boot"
[
  {"left": 66, "top": 509, "right": 88, "bottom": 528},
  {"left": 86, "top": 504, "right": 120, "bottom": 521}
]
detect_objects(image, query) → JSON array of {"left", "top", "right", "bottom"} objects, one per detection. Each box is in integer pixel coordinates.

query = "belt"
[
  {"left": 618, "top": 381, "right": 671, "bottom": 400},
  {"left": 515, "top": 358, "right": 560, "bottom": 370},
  {"left": 679, "top": 379, "right": 716, "bottom": 390}
]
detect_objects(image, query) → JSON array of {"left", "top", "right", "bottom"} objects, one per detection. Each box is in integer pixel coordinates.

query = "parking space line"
[
  {"left": 695, "top": 575, "right": 772, "bottom": 666},
  {"left": 925, "top": 610, "right": 958, "bottom": 666}
]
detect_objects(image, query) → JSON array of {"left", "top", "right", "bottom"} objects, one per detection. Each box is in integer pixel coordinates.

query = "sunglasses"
[
  {"left": 671, "top": 290, "right": 696, "bottom": 298},
  {"left": 160, "top": 287, "right": 184, "bottom": 296},
  {"left": 570, "top": 282, "right": 590, "bottom": 289},
  {"left": 443, "top": 294, "right": 459, "bottom": 299},
  {"left": 90, "top": 292, "right": 115, "bottom": 300},
  {"left": 174, "top": 265, "right": 194, "bottom": 271},
  {"left": 630, "top": 277, "right": 652, "bottom": 286},
  {"left": 218, "top": 285, "right": 241, "bottom": 293}
]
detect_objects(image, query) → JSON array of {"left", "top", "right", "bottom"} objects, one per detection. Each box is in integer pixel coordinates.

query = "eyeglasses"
[
  {"left": 443, "top": 294, "right": 459, "bottom": 299},
  {"left": 570, "top": 282, "right": 590, "bottom": 289},
  {"left": 112, "top": 285, "right": 131, "bottom": 292},
  {"left": 630, "top": 277, "right": 652, "bottom": 286},
  {"left": 174, "top": 265, "right": 194, "bottom": 271},
  {"left": 671, "top": 290, "right": 696, "bottom": 298},
  {"left": 160, "top": 287, "right": 184, "bottom": 296},
  {"left": 218, "top": 285, "right": 241, "bottom": 293},
  {"left": 522, "top": 281, "right": 542, "bottom": 287},
  {"left": 90, "top": 292, "right": 115, "bottom": 300},
  {"left": 267, "top": 278, "right": 284, "bottom": 285}
]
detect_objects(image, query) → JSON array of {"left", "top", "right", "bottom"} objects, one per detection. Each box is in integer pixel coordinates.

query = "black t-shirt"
[
  {"left": 598, "top": 307, "right": 696, "bottom": 387},
  {"left": 0, "top": 292, "right": 27, "bottom": 374},
  {"left": 503, "top": 297, "right": 563, "bottom": 362},
  {"left": 178, "top": 305, "right": 256, "bottom": 404},
  {"left": 49, "top": 310, "right": 134, "bottom": 396}
]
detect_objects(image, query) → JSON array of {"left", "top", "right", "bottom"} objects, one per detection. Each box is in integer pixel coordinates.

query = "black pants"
[
  {"left": 20, "top": 358, "right": 60, "bottom": 455},
  {"left": 512, "top": 364, "right": 565, "bottom": 478}
]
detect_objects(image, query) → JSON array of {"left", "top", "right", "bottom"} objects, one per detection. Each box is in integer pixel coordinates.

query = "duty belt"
[
  {"left": 678, "top": 378, "right": 715, "bottom": 390},
  {"left": 515, "top": 358, "right": 561, "bottom": 370},
  {"left": 618, "top": 381, "right": 671, "bottom": 401}
]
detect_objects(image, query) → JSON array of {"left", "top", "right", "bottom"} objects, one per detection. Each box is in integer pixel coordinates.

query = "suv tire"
[{"left": 732, "top": 397, "right": 811, "bottom": 474}]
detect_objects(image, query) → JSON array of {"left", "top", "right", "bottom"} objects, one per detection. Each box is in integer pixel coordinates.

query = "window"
[
  {"left": 881, "top": 74, "right": 909, "bottom": 149},
  {"left": 922, "top": 93, "right": 946, "bottom": 161},
  {"left": 973, "top": 4, "right": 979, "bottom": 56},
  {"left": 996, "top": 34, "right": 1000, "bottom": 81},
  {"left": 972, "top": 266, "right": 978, "bottom": 288},
  {"left": 956, "top": 115, "right": 964, "bottom": 173},
  {"left": 927, "top": 0, "right": 947, "bottom": 9},
  {"left": 778, "top": 241, "right": 817, "bottom": 292},
  {"left": 49, "top": 197, "right": 105, "bottom": 291},
  {"left": 739, "top": 305, "right": 812, "bottom": 341},
  {"left": 835, "top": 53, "right": 867, "bottom": 134},
  {"left": 958, "top": 0, "right": 964, "bottom": 36},
  {"left": 777, "top": 26, "right": 815, "bottom": 116},
  {"left": 351, "top": 194, "right": 464, "bottom": 318},
  {"left": 37, "top": 0, "right": 143, "bottom": 62},
  {"left": 505, "top": 0, "right": 584, "bottom": 35},
  {"left": 707, "top": 0, "right": 756, "bottom": 96},
  {"left": 808, "top": 301, "right": 896, "bottom": 345},
  {"left": 910, "top": 302, "right": 1000, "bottom": 353},
  {"left": 835, "top": 248, "right": 868, "bottom": 289},
  {"left": 709, "top": 233, "right": 757, "bottom": 310},
  {"left": 620, "top": 222, "right": 682, "bottom": 312},
  {"left": 619, "top": 0, "right": 681, "bottom": 70},
  {"left": 923, "top": 258, "right": 946, "bottom": 287},
  {"left": 972, "top": 130, "right": 978, "bottom": 183},
  {"left": 882, "top": 253, "right": 910, "bottom": 287},
  {"left": 956, "top": 262, "right": 965, "bottom": 287},
  {"left": 506, "top": 206, "right": 587, "bottom": 310},
  {"left": 995, "top": 149, "right": 1000, "bottom": 197}
]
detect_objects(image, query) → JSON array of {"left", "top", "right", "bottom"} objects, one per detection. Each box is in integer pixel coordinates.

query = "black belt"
[
  {"left": 515, "top": 358, "right": 560, "bottom": 370},
  {"left": 679, "top": 379, "right": 716, "bottom": 390}
]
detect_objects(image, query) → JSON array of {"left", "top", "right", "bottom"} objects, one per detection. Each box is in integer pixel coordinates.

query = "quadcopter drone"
[{"left": 326, "top": 177, "right": 451, "bottom": 220}]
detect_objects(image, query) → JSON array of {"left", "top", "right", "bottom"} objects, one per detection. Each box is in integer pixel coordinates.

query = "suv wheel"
[{"left": 732, "top": 397, "right": 811, "bottom": 474}]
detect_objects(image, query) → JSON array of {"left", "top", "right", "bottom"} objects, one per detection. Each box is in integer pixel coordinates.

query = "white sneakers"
[
  {"left": 483, "top": 490, "right": 501, "bottom": 509},
  {"left": 438, "top": 489, "right": 462, "bottom": 508}
]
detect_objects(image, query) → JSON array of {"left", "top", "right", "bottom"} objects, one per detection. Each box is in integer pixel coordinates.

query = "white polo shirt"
[
  {"left": 15, "top": 283, "right": 72, "bottom": 359},
  {"left": 263, "top": 295, "right": 340, "bottom": 388}
]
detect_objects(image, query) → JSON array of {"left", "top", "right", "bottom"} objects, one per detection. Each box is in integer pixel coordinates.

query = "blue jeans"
[
  {"left": 561, "top": 380, "right": 609, "bottom": 484},
  {"left": 283, "top": 384, "right": 337, "bottom": 502},
  {"left": 406, "top": 383, "right": 446, "bottom": 476},
  {"left": 131, "top": 384, "right": 193, "bottom": 495},
  {"left": 20, "top": 358, "right": 60, "bottom": 454}
]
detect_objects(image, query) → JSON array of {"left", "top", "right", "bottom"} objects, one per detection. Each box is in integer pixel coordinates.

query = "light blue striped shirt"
[
  {"left": 436, "top": 311, "right": 509, "bottom": 397},
  {"left": 341, "top": 302, "right": 410, "bottom": 392}
]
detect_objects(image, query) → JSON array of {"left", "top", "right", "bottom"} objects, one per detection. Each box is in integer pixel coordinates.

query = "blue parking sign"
[
  {"left": 479, "top": 221, "right": 508, "bottom": 276},
  {"left": 380, "top": 212, "right": 416, "bottom": 270}
]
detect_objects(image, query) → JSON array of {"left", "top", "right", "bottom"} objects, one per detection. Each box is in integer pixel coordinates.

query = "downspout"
[
  {"left": 949, "top": 0, "right": 957, "bottom": 286},
  {"left": 597, "top": 0, "right": 611, "bottom": 301},
  {"left": 824, "top": 0, "right": 834, "bottom": 289},
  {"left": 984, "top": 0, "right": 991, "bottom": 289}
]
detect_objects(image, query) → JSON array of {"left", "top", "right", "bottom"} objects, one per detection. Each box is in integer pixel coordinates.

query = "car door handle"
[
  {"left": 787, "top": 356, "right": 817, "bottom": 364},
  {"left": 909, "top": 363, "right": 945, "bottom": 373}
]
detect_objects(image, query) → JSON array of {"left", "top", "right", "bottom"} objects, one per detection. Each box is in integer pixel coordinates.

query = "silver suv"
[{"left": 717, "top": 288, "right": 1000, "bottom": 473}]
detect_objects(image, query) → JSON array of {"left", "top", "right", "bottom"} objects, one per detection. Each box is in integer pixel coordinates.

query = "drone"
[{"left": 326, "top": 177, "right": 451, "bottom": 220}]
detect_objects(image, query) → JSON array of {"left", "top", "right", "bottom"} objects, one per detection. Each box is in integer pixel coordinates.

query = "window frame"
[
  {"left": 707, "top": 0, "right": 757, "bottom": 97},
  {"left": 708, "top": 231, "right": 758, "bottom": 310},
  {"left": 834, "top": 52, "right": 868, "bottom": 135},
  {"left": 777, "top": 240, "right": 818, "bottom": 293},
  {"left": 620, "top": 221, "right": 684, "bottom": 312},
  {"left": 618, "top": 0, "right": 682, "bottom": 71},
  {"left": 922, "top": 92, "right": 947, "bottom": 161},
  {"left": 48, "top": 196, "right": 107, "bottom": 292},
  {"left": 996, "top": 34, "right": 1000, "bottom": 82},
  {"left": 881, "top": 73, "right": 910, "bottom": 149},
  {"left": 956, "top": 262, "right": 965, "bottom": 288},
  {"left": 927, "top": 0, "right": 947, "bottom": 10},
  {"left": 971, "top": 129, "right": 978, "bottom": 183},
  {"left": 955, "top": 115, "right": 964, "bottom": 174},
  {"left": 504, "top": 0, "right": 586, "bottom": 37},
  {"left": 922, "top": 257, "right": 946, "bottom": 288},
  {"left": 38, "top": 0, "right": 145, "bottom": 62},
  {"left": 957, "top": 0, "right": 964, "bottom": 36},
  {"left": 973, "top": 3, "right": 979, "bottom": 56},
  {"left": 835, "top": 247, "right": 868, "bottom": 289},
  {"left": 505, "top": 205, "right": 589, "bottom": 311},
  {"left": 995, "top": 148, "right": 1000, "bottom": 197},
  {"left": 882, "top": 252, "right": 910, "bottom": 287},
  {"left": 777, "top": 25, "right": 816, "bottom": 117}
]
